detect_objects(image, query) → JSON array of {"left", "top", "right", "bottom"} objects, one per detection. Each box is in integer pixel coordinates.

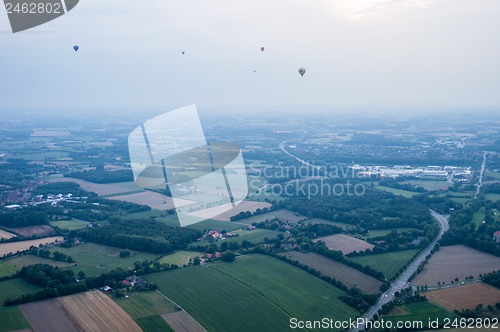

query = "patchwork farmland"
[
  {"left": 0, "top": 229, "right": 15, "bottom": 239},
  {"left": 349, "top": 249, "right": 419, "bottom": 279},
  {"left": 424, "top": 282, "right": 500, "bottom": 310},
  {"left": 234, "top": 209, "right": 307, "bottom": 225},
  {"left": 412, "top": 245, "right": 500, "bottom": 287},
  {"left": 146, "top": 255, "right": 358, "bottom": 332},
  {"left": 279, "top": 251, "right": 382, "bottom": 294},
  {"left": 313, "top": 234, "right": 374, "bottom": 254}
]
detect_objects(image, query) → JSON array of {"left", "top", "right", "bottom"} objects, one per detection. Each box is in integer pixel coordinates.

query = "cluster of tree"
[
  {"left": 64, "top": 169, "right": 134, "bottom": 184},
  {"left": 482, "top": 270, "right": 500, "bottom": 288},
  {"left": 28, "top": 247, "right": 74, "bottom": 263},
  {"left": 0, "top": 159, "right": 46, "bottom": 183},
  {"left": 76, "top": 219, "right": 201, "bottom": 254},
  {"left": 230, "top": 206, "right": 274, "bottom": 221},
  {"left": 0, "top": 208, "right": 47, "bottom": 228},
  {"left": 440, "top": 200, "right": 500, "bottom": 257},
  {"left": 33, "top": 182, "right": 93, "bottom": 198}
]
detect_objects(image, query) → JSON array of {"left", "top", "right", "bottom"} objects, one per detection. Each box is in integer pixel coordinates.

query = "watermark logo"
[
  {"left": 3, "top": 0, "right": 79, "bottom": 33},
  {"left": 128, "top": 105, "right": 248, "bottom": 227}
]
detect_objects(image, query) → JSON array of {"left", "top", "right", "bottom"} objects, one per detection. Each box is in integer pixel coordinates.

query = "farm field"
[
  {"left": 382, "top": 301, "right": 451, "bottom": 329},
  {"left": 0, "top": 278, "right": 42, "bottom": 306},
  {"left": 110, "top": 191, "right": 195, "bottom": 210},
  {"left": 114, "top": 291, "right": 177, "bottom": 319},
  {"left": 400, "top": 180, "right": 452, "bottom": 191},
  {"left": 0, "top": 229, "right": 15, "bottom": 239},
  {"left": 0, "top": 306, "right": 31, "bottom": 332},
  {"left": 137, "top": 315, "right": 175, "bottom": 332},
  {"left": 0, "top": 236, "right": 63, "bottom": 257},
  {"left": 58, "top": 291, "right": 142, "bottom": 332},
  {"left": 158, "top": 251, "right": 204, "bottom": 267},
  {"left": 49, "top": 218, "right": 89, "bottom": 230},
  {"left": 162, "top": 310, "right": 206, "bottom": 332},
  {"left": 234, "top": 209, "right": 307, "bottom": 225},
  {"left": 485, "top": 193, "right": 500, "bottom": 202},
  {"left": 5, "top": 225, "right": 55, "bottom": 237},
  {"left": 0, "top": 262, "right": 18, "bottom": 278},
  {"left": 375, "top": 185, "right": 417, "bottom": 198},
  {"left": 313, "top": 234, "right": 374, "bottom": 254},
  {"left": 302, "top": 218, "right": 355, "bottom": 230},
  {"left": 0, "top": 254, "right": 74, "bottom": 276},
  {"left": 20, "top": 299, "right": 78, "bottom": 332},
  {"left": 279, "top": 251, "right": 382, "bottom": 294},
  {"left": 471, "top": 207, "right": 485, "bottom": 227},
  {"left": 412, "top": 245, "right": 500, "bottom": 287},
  {"left": 186, "top": 218, "right": 244, "bottom": 232},
  {"left": 146, "top": 255, "right": 357, "bottom": 332},
  {"left": 54, "top": 243, "right": 160, "bottom": 276},
  {"left": 424, "top": 282, "right": 500, "bottom": 310},
  {"left": 349, "top": 249, "right": 419, "bottom": 279},
  {"left": 199, "top": 228, "right": 282, "bottom": 246},
  {"left": 121, "top": 210, "right": 166, "bottom": 220},
  {"left": 362, "top": 228, "right": 420, "bottom": 239},
  {"left": 49, "top": 177, "right": 137, "bottom": 196}
]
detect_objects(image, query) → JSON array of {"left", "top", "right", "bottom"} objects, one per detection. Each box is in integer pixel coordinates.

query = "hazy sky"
[{"left": 1, "top": 0, "right": 499, "bottom": 113}]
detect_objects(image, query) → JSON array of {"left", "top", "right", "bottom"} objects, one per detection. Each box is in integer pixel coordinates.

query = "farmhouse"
[{"left": 494, "top": 231, "right": 500, "bottom": 243}]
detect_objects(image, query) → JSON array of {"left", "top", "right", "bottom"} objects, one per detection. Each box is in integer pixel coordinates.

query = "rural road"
[
  {"left": 279, "top": 141, "right": 320, "bottom": 169},
  {"left": 475, "top": 151, "right": 487, "bottom": 198},
  {"left": 350, "top": 210, "right": 450, "bottom": 332}
]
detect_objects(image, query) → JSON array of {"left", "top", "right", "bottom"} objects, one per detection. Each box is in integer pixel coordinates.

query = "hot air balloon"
[
  {"left": 181, "top": 51, "right": 185, "bottom": 55},
  {"left": 73, "top": 45, "right": 79, "bottom": 52},
  {"left": 260, "top": 47, "right": 265, "bottom": 52},
  {"left": 298, "top": 67, "right": 306, "bottom": 77}
]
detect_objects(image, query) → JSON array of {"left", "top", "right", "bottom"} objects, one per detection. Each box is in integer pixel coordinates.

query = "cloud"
[{"left": 317, "top": 0, "right": 432, "bottom": 20}]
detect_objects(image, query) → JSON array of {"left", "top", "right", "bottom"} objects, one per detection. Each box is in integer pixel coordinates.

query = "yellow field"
[
  {"left": 0, "top": 229, "right": 16, "bottom": 239},
  {"left": 58, "top": 291, "right": 142, "bottom": 332},
  {"left": 0, "top": 236, "right": 63, "bottom": 257}
]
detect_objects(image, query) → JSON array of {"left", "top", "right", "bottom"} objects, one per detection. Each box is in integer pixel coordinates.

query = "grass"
[
  {"left": 349, "top": 249, "right": 419, "bottom": 280},
  {"left": 375, "top": 186, "right": 417, "bottom": 198},
  {"left": 471, "top": 207, "right": 485, "bottom": 227},
  {"left": 0, "top": 262, "right": 18, "bottom": 278},
  {"left": 49, "top": 218, "right": 90, "bottom": 230},
  {"left": 0, "top": 255, "right": 74, "bottom": 276},
  {"left": 114, "top": 291, "right": 177, "bottom": 319},
  {"left": 16, "top": 151, "right": 70, "bottom": 161},
  {"left": 121, "top": 210, "right": 167, "bottom": 221},
  {"left": 136, "top": 315, "right": 174, "bottom": 332},
  {"left": 199, "top": 228, "right": 282, "bottom": 246},
  {"left": 159, "top": 251, "right": 204, "bottom": 267},
  {"left": 54, "top": 243, "right": 160, "bottom": 277},
  {"left": 382, "top": 301, "right": 452, "bottom": 329},
  {"left": 484, "top": 170, "right": 500, "bottom": 180},
  {"left": 485, "top": 193, "right": 500, "bottom": 202},
  {"left": 186, "top": 219, "right": 244, "bottom": 232},
  {"left": 362, "top": 228, "right": 421, "bottom": 239},
  {"left": 145, "top": 255, "right": 357, "bottom": 332},
  {"left": 400, "top": 180, "right": 452, "bottom": 191},
  {"left": 0, "top": 278, "right": 42, "bottom": 306},
  {"left": 0, "top": 306, "right": 32, "bottom": 332}
]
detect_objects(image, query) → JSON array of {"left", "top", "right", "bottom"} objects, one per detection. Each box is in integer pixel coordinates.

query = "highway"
[
  {"left": 475, "top": 151, "right": 487, "bottom": 198},
  {"left": 351, "top": 210, "right": 450, "bottom": 332}
]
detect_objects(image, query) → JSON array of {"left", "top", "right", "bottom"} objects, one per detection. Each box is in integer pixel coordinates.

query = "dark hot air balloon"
[
  {"left": 298, "top": 67, "right": 306, "bottom": 77},
  {"left": 260, "top": 47, "right": 265, "bottom": 52},
  {"left": 73, "top": 45, "right": 79, "bottom": 52},
  {"left": 182, "top": 51, "right": 185, "bottom": 55}
]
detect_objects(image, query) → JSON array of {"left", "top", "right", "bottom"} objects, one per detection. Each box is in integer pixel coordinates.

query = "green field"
[
  {"left": 0, "top": 306, "right": 32, "bottom": 332},
  {"left": 375, "top": 186, "right": 417, "bottom": 198},
  {"left": 484, "top": 170, "right": 500, "bottom": 180},
  {"left": 0, "top": 255, "right": 74, "bottom": 277},
  {"left": 186, "top": 219, "right": 244, "bottom": 232},
  {"left": 400, "top": 180, "right": 452, "bottom": 191},
  {"left": 382, "top": 301, "right": 452, "bottom": 329},
  {"left": 485, "top": 193, "right": 500, "bottom": 202},
  {"left": 159, "top": 251, "right": 204, "bottom": 267},
  {"left": 54, "top": 243, "right": 160, "bottom": 276},
  {"left": 16, "top": 151, "right": 70, "bottom": 161},
  {"left": 136, "top": 315, "right": 174, "bottom": 332},
  {"left": 49, "top": 218, "right": 90, "bottom": 230},
  {"left": 362, "top": 228, "right": 421, "bottom": 239},
  {"left": 471, "top": 207, "right": 485, "bottom": 227},
  {"left": 0, "top": 278, "right": 42, "bottom": 306},
  {"left": 0, "top": 262, "right": 18, "bottom": 278},
  {"left": 121, "top": 210, "right": 167, "bottom": 221},
  {"left": 114, "top": 291, "right": 177, "bottom": 319},
  {"left": 349, "top": 249, "right": 419, "bottom": 279},
  {"left": 199, "top": 228, "right": 282, "bottom": 246},
  {"left": 145, "top": 255, "right": 357, "bottom": 332}
]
